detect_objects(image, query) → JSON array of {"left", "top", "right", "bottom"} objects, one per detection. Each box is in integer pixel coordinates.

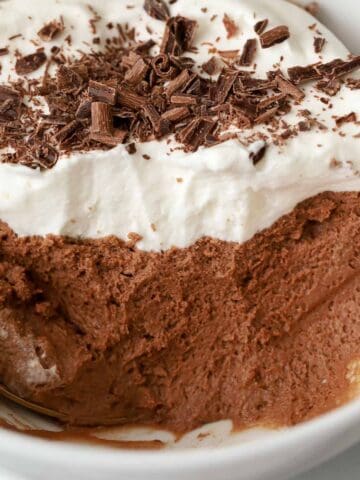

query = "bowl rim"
[{"left": 0, "top": 396, "right": 360, "bottom": 473}]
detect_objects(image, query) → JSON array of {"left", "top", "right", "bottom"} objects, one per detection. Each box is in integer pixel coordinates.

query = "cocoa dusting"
[{"left": 1, "top": 192, "right": 360, "bottom": 430}]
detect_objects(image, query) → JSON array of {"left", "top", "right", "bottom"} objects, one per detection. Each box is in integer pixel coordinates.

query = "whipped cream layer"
[{"left": 0, "top": 0, "right": 359, "bottom": 251}]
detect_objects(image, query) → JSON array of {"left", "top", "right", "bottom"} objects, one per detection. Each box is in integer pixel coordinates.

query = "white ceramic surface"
[{"left": 0, "top": 0, "right": 359, "bottom": 479}]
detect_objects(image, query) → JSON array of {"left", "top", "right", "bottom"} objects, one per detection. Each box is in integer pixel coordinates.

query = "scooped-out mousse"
[{"left": 0, "top": 0, "right": 359, "bottom": 431}]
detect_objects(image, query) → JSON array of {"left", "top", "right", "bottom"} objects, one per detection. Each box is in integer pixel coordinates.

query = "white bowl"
[{"left": 0, "top": 0, "right": 359, "bottom": 479}]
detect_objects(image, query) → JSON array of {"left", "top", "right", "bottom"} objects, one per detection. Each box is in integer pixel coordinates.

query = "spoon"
[
  {"left": 0, "top": 384, "right": 127, "bottom": 425},
  {"left": 0, "top": 384, "right": 69, "bottom": 421}
]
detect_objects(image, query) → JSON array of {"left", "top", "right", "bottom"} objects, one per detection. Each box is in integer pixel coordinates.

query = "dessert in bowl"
[{"left": 0, "top": 0, "right": 359, "bottom": 477}]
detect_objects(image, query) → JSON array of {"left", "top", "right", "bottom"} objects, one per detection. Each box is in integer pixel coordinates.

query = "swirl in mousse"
[{"left": 0, "top": 0, "right": 359, "bottom": 431}]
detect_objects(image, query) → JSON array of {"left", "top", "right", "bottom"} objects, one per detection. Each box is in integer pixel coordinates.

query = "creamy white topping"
[{"left": 0, "top": 0, "right": 359, "bottom": 251}]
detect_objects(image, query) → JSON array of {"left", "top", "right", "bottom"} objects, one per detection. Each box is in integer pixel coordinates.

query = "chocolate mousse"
[
  {"left": 0, "top": 0, "right": 359, "bottom": 433},
  {"left": 1, "top": 192, "right": 360, "bottom": 430}
]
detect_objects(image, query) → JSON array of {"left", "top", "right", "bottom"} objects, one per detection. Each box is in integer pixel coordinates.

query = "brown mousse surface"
[{"left": 0, "top": 191, "right": 360, "bottom": 431}]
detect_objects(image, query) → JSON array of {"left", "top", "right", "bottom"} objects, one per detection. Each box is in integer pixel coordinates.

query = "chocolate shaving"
[
  {"left": 255, "top": 105, "right": 279, "bottom": 124},
  {"left": 57, "top": 65, "right": 83, "bottom": 93},
  {"left": 15, "top": 51, "right": 47, "bottom": 75},
  {"left": 275, "top": 74, "right": 305, "bottom": 101},
  {"left": 1, "top": 9, "right": 359, "bottom": 169},
  {"left": 117, "top": 86, "right": 147, "bottom": 109},
  {"left": 89, "top": 80, "right": 117, "bottom": 105},
  {"left": 161, "top": 106, "right": 189, "bottom": 122},
  {"left": 335, "top": 112, "right": 356, "bottom": 127},
  {"left": 143, "top": 103, "right": 161, "bottom": 132},
  {"left": 135, "top": 39, "right": 156, "bottom": 54},
  {"left": 316, "top": 78, "right": 341, "bottom": 96},
  {"left": 91, "top": 130, "right": 127, "bottom": 147},
  {"left": 250, "top": 143, "right": 267, "bottom": 165},
  {"left": 289, "top": 56, "right": 360, "bottom": 84},
  {"left": 202, "top": 56, "right": 219, "bottom": 75},
  {"left": 143, "top": 0, "right": 170, "bottom": 21},
  {"left": 170, "top": 93, "right": 197, "bottom": 105},
  {"left": 287, "top": 64, "right": 319, "bottom": 84},
  {"left": 260, "top": 26, "right": 290, "bottom": 48},
  {"left": 91, "top": 102, "right": 113, "bottom": 134},
  {"left": 165, "top": 69, "right": 190, "bottom": 97},
  {"left": 126, "top": 142, "right": 137, "bottom": 154},
  {"left": 55, "top": 120, "right": 80, "bottom": 143},
  {"left": 33, "top": 144, "right": 59, "bottom": 169},
  {"left": 176, "top": 117, "right": 215, "bottom": 151},
  {"left": 151, "top": 54, "right": 177, "bottom": 79},
  {"left": 213, "top": 69, "right": 238, "bottom": 104},
  {"left": 0, "top": 87, "right": 21, "bottom": 122},
  {"left": 346, "top": 78, "right": 360, "bottom": 90},
  {"left": 75, "top": 99, "right": 92, "bottom": 119},
  {"left": 0, "top": 48, "right": 9, "bottom": 56},
  {"left": 314, "top": 37, "right": 326, "bottom": 54},
  {"left": 239, "top": 39, "right": 257, "bottom": 66},
  {"left": 218, "top": 50, "right": 239, "bottom": 60},
  {"left": 161, "top": 16, "right": 197, "bottom": 55},
  {"left": 254, "top": 19, "right": 268, "bottom": 35},
  {"left": 223, "top": 14, "right": 238, "bottom": 39},
  {"left": 38, "top": 19, "right": 64, "bottom": 42},
  {"left": 125, "top": 57, "right": 149, "bottom": 84}
]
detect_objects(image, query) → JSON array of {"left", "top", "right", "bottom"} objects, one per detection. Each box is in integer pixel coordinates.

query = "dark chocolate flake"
[
  {"left": 91, "top": 102, "right": 113, "bottom": 135},
  {"left": 165, "top": 69, "right": 190, "bottom": 97},
  {"left": 57, "top": 65, "right": 83, "bottom": 92},
  {"left": 33, "top": 144, "right": 59, "bottom": 169},
  {"left": 316, "top": 78, "right": 341, "bottom": 96},
  {"left": 346, "top": 78, "right": 360, "bottom": 90},
  {"left": 55, "top": 120, "right": 80, "bottom": 143},
  {"left": 161, "top": 106, "right": 190, "bottom": 122},
  {"left": 161, "top": 16, "right": 197, "bottom": 56},
  {"left": 176, "top": 116, "right": 215, "bottom": 152},
  {"left": 143, "top": 0, "right": 170, "bottom": 21},
  {"left": 239, "top": 39, "right": 257, "bottom": 66},
  {"left": 38, "top": 19, "right": 65, "bottom": 42},
  {"left": 218, "top": 49, "right": 239, "bottom": 60},
  {"left": 15, "top": 51, "right": 47, "bottom": 75},
  {"left": 314, "top": 36, "right": 326, "bottom": 53},
  {"left": 275, "top": 74, "right": 305, "bottom": 101},
  {"left": 125, "top": 57, "right": 149, "bottom": 84},
  {"left": 202, "top": 56, "right": 219, "bottom": 75},
  {"left": 254, "top": 19, "right": 268, "bottom": 35},
  {"left": 0, "top": 47, "right": 9, "bottom": 56},
  {"left": 151, "top": 54, "right": 177, "bottom": 79},
  {"left": 170, "top": 93, "right": 197, "bottom": 105},
  {"left": 223, "top": 13, "right": 238, "bottom": 39},
  {"left": 288, "top": 64, "right": 319, "bottom": 84},
  {"left": 126, "top": 142, "right": 137, "bottom": 154},
  {"left": 213, "top": 69, "right": 238, "bottom": 103},
  {"left": 89, "top": 80, "right": 117, "bottom": 105},
  {"left": 260, "top": 26, "right": 290, "bottom": 48},
  {"left": 250, "top": 143, "right": 267, "bottom": 165},
  {"left": 335, "top": 112, "right": 356, "bottom": 127}
]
